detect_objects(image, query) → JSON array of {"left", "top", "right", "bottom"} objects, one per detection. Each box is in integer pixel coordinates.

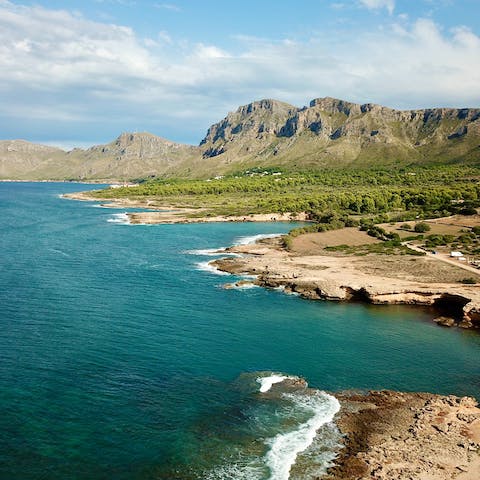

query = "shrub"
[
  {"left": 400, "top": 223, "right": 412, "bottom": 230},
  {"left": 414, "top": 222, "right": 431, "bottom": 233},
  {"left": 367, "top": 226, "right": 387, "bottom": 239},
  {"left": 458, "top": 234, "right": 474, "bottom": 245},
  {"left": 459, "top": 206, "right": 477, "bottom": 216},
  {"left": 460, "top": 278, "right": 477, "bottom": 285}
]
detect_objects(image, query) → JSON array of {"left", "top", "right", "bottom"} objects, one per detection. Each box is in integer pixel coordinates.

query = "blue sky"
[{"left": 1, "top": 0, "right": 479, "bottom": 148}]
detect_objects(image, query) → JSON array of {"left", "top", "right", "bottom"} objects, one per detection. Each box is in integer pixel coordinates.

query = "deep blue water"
[{"left": 1, "top": 182, "right": 479, "bottom": 479}]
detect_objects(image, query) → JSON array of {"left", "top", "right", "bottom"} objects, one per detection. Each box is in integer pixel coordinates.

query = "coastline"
[
  {"left": 0, "top": 179, "right": 109, "bottom": 184},
  {"left": 212, "top": 237, "right": 480, "bottom": 329},
  {"left": 62, "top": 191, "right": 310, "bottom": 224},
  {"left": 201, "top": 232, "right": 480, "bottom": 477},
  {"left": 62, "top": 189, "right": 480, "bottom": 477},
  {"left": 328, "top": 390, "right": 480, "bottom": 480},
  {"left": 66, "top": 189, "right": 480, "bottom": 327}
]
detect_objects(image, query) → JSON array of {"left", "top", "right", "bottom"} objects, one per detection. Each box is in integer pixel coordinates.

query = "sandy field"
[
  {"left": 290, "top": 228, "right": 380, "bottom": 255},
  {"left": 380, "top": 214, "right": 480, "bottom": 239}
]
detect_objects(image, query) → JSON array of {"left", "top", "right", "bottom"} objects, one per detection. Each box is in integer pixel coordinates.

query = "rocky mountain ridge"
[
  {"left": 199, "top": 97, "right": 480, "bottom": 169},
  {"left": 1, "top": 97, "right": 479, "bottom": 180}
]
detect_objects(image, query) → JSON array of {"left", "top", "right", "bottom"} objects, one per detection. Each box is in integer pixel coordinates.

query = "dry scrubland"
[{"left": 289, "top": 227, "right": 480, "bottom": 284}]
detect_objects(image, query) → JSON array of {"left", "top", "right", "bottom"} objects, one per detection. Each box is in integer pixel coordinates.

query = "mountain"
[
  {"left": 197, "top": 97, "right": 480, "bottom": 172},
  {"left": 0, "top": 140, "right": 65, "bottom": 178},
  {"left": 0, "top": 133, "right": 199, "bottom": 180},
  {"left": 1, "top": 98, "right": 479, "bottom": 180}
]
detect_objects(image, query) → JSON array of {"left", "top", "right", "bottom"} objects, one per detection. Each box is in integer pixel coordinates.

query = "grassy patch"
[{"left": 324, "top": 242, "right": 426, "bottom": 256}]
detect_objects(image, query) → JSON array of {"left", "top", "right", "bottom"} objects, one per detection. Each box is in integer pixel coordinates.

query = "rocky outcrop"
[
  {"left": 327, "top": 390, "right": 480, "bottom": 480},
  {"left": 252, "top": 275, "right": 480, "bottom": 328},
  {"left": 211, "top": 242, "right": 480, "bottom": 329},
  {"left": 200, "top": 99, "right": 297, "bottom": 158}
]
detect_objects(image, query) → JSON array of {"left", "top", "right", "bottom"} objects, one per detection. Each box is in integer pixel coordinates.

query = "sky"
[{"left": 1, "top": 0, "right": 479, "bottom": 149}]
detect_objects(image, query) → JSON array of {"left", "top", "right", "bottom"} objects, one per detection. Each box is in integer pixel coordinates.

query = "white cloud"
[
  {"left": 158, "top": 30, "right": 173, "bottom": 44},
  {"left": 359, "top": 0, "right": 395, "bottom": 15},
  {"left": 154, "top": 3, "right": 181, "bottom": 12},
  {"left": 0, "top": 1, "right": 479, "bottom": 144}
]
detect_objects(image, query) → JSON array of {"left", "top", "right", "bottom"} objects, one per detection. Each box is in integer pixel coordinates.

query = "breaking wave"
[
  {"left": 265, "top": 391, "right": 340, "bottom": 479},
  {"left": 185, "top": 248, "right": 240, "bottom": 257},
  {"left": 204, "top": 373, "right": 341, "bottom": 480},
  {"left": 234, "top": 233, "right": 283, "bottom": 246},
  {"left": 195, "top": 261, "right": 231, "bottom": 276},
  {"left": 107, "top": 213, "right": 130, "bottom": 225}
]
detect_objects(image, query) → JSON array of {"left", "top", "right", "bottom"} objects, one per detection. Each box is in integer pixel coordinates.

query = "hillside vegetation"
[{"left": 91, "top": 165, "right": 480, "bottom": 219}]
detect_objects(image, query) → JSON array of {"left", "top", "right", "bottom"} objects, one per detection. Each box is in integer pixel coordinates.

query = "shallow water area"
[{"left": 1, "top": 182, "right": 479, "bottom": 479}]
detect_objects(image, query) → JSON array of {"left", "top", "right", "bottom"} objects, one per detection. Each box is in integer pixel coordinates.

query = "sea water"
[{"left": 1, "top": 182, "right": 479, "bottom": 479}]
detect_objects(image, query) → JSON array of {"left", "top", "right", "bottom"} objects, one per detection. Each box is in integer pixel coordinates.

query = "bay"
[{"left": 1, "top": 182, "right": 479, "bottom": 479}]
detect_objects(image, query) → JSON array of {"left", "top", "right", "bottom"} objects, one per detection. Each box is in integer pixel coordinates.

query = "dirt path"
[{"left": 404, "top": 242, "right": 480, "bottom": 276}]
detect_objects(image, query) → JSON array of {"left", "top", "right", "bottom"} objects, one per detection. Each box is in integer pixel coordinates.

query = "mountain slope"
[
  {"left": 0, "top": 133, "right": 200, "bottom": 180},
  {"left": 0, "top": 140, "right": 65, "bottom": 178},
  {"left": 197, "top": 97, "right": 480, "bottom": 172},
  {"left": 1, "top": 97, "right": 479, "bottom": 180}
]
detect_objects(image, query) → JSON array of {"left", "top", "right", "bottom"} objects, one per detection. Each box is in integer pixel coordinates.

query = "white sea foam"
[
  {"left": 91, "top": 204, "right": 110, "bottom": 209},
  {"left": 185, "top": 248, "right": 224, "bottom": 256},
  {"left": 229, "top": 282, "right": 259, "bottom": 290},
  {"left": 185, "top": 248, "right": 239, "bottom": 257},
  {"left": 265, "top": 391, "right": 340, "bottom": 480},
  {"left": 234, "top": 233, "right": 282, "bottom": 246},
  {"left": 204, "top": 463, "right": 264, "bottom": 480},
  {"left": 257, "top": 375, "right": 290, "bottom": 393},
  {"left": 195, "top": 261, "right": 231, "bottom": 276},
  {"left": 48, "top": 248, "right": 70, "bottom": 257},
  {"left": 206, "top": 374, "right": 341, "bottom": 480},
  {"left": 107, "top": 213, "right": 130, "bottom": 225},
  {"left": 273, "top": 286, "right": 300, "bottom": 296}
]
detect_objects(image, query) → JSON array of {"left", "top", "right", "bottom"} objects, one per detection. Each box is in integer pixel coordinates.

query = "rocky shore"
[
  {"left": 213, "top": 239, "right": 480, "bottom": 328},
  {"left": 327, "top": 390, "right": 480, "bottom": 480}
]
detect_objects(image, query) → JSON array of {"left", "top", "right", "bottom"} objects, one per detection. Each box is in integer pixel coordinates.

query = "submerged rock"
[{"left": 433, "top": 316, "right": 456, "bottom": 327}]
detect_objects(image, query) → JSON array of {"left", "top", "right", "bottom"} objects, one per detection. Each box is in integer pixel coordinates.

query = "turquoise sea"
[{"left": 1, "top": 182, "right": 479, "bottom": 479}]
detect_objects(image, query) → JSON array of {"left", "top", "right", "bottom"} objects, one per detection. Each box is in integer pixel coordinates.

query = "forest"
[{"left": 93, "top": 165, "right": 480, "bottom": 221}]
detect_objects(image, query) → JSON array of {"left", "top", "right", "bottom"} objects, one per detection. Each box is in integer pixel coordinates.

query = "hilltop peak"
[
  {"left": 308, "top": 97, "right": 383, "bottom": 116},
  {"left": 235, "top": 99, "right": 296, "bottom": 115},
  {"left": 0, "top": 139, "right": 63, "bottom": 153},
  {"left": 113, "top": 132, "right": 174, "bottom": 147}
]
